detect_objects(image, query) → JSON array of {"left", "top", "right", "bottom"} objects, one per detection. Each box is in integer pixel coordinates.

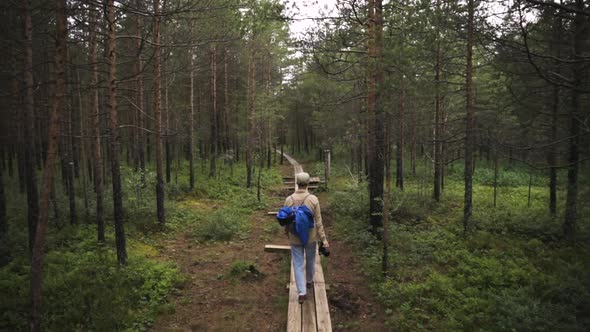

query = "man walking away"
[{"left": 284, "top": 172, "right": 330, "bottom": 303}]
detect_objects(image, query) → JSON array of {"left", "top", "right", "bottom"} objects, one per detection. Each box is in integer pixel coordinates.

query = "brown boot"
[{"left": 298, "top": 294, "right": 306, "bottom": 304}]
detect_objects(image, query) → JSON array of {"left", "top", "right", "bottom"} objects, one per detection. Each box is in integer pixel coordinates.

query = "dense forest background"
[{"left": 0, "top": 0, "right": 588, "bottom": 331}]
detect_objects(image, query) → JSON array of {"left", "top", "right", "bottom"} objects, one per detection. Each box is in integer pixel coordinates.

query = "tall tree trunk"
[
  {"left": 189, "top": 47, "right": 196, "bottom": 190},
  {"left": 66, "top": 97, "right": 76, "bottom": 225},
  {"left": 30, "top": 0, "right": 67, "bottom": 329},
  {"left": 12, "top": 53, "right": 25, "bottom": 194},
  {"left": 66, "top": 65, "right": 77, "bottom": 225},
  {"left": 410, "top": 102, "right": 416, "bottom": 177},
  {"left": 165, "top": 71, "right": 171, "bottom": 184},
  {"left": 563, "top": 0, "right": 585, "bottom": 240},
  {"left": 224, "top": 48, "right": 230, "bottom": 152},
  {"left": 76, "top": 69, "right": 89, "bottom": 219},
  {"left": 463, "top": 0, "right": 475, "bottom": 234},
  {"left": 548, "top": 8, "right": 561, "bottom": 219},
  {"left": 154, "top": 0, "right": 166, "bottom": 224},
  {"left": 106, "top": 0, "right": 127, "bottom": 263},
  {"left": 210, "top": 47, "right": 218, "bottom": 178},
  {"left": 89, "top": 4, "right": 104, "bottom": 243},
  {"left": 136, "top": 0, "right": 146, "bottom": 178},
  {"left": 433, "top": 6, "right": 442, "bottom": 202},
  {"left": 441, "top": 97, "right": 448, "bottom": 191},
  {"left": 22, "top": 0, "right": 40, "bottom": 251},
  {"left": 382, "top": 94, "right": 392, "bottom": 276},
  {"left": 367, "top": 0, "right": 385, "bottom": 233},
  {"left": 549, "top": 85, "right": 558, "bottom": 218},
  {"left": 396, "top": 82, "right": 405, "bottom": 190},
  {"left": 246, "top": 49, "right": 255, "bottom": 188},
  {"left": 493, "top": 145, "right": 498, "bottom": 208}
]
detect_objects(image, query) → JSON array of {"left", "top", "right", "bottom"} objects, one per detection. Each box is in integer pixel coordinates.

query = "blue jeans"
[{"left": 291, "top": 242, "right": 317, "bottom": 296}]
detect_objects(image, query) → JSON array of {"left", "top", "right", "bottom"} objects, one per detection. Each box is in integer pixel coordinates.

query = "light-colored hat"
[{"left": 296, "top": 172, "right": 310, "bottom": 185}]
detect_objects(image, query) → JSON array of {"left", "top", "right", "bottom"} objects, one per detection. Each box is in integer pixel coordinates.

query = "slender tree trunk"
[
  {"left": 280, "top": 136, "right": 284, "bottom": 165},
  {"left": 367, "top": 0, "right": 385, "bottom": 233},
  {"left": 410, "top": 102, "right": 416, "bottom": 177},
  {"left": 527, "top": 170, "right": 533, "bottom": 207},
  {"left": 165, "top": 71, "right": 171, "bottom": 184},
  {"left": 154, "top": 0, "right": 166, "bottom": 224},
  {"left": 22, "top": 0, "right": 40, "bottom": 251},
  {"left": 76, "top": 69, "right": 89, "bottom": 219},
  {"left": 30, "top": 0, "right": 67, "bottom": 329},
  {"left": 67, "top": 120, "right": 76, "bottom": 225},
  {"left": 210, "top": 47, "right": 217, "bottom": 178},
  {"left": 66, "top": 70, "right": 77, "bottom": 224},
  {"left": 89, "top": 4, "right": 104, "bottom": 243},
  {"left": 382, "top": 98, "right": 391, "bottom": 277},
  {"left": 224, "top": 48, "right": 230, "bottom": 152},
  {"left": 136, "top": 0, "right": 145, "bottom": 178},
  {"left": 548, "top": 9, "right": 561, "bottom": 219},
  {"left": 189, "top": 47, "right": 196, "bottom": 190},
  {"left": 246, "top": 49, "right": 255, "bottom": 188},
  {"left": 441, "top": 99, "right": 448, "bottom": 191},
  {"left": 563, "top": 0, "right": 585, "bottom": 240},
  {"left": 493, "top": 145, "right": 498, "bottom": 208},
  {"left": 12, "top": 53, "right": 25, "bottom": 194},
  {"left": 395, "top": 6, "right": 405, "bottom": 190},
  {"left": 106, "top": 0, "right": 127, "bottom": 263},
  {"left": 463, "top": 0, "right": 475, "bottom": 234},
  {"left": 433, "top": 11, "right": 442, "bottom": 202}
]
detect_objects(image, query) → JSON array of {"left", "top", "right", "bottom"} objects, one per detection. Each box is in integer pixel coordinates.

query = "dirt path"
[{"left": 151, "top": 160, "right": 388, "bottom": 332}]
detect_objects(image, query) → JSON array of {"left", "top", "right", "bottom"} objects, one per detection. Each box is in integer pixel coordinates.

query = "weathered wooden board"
[
  {"left": 264, "top": 244, "right": 291, "bottom": 253},
  {"left": 287, "top": 259, "right": 302, "bottom": 332},
  {"left": 302, "top": 290, "right": 317, "bottom": 332},
  {"left": 314, "top": 252, "right": 332, "bottom": 332}
]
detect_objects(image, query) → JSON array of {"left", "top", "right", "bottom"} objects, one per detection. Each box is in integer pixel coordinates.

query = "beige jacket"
[{"left": 284, "top": 189, "right": 329, "bottom": 246}]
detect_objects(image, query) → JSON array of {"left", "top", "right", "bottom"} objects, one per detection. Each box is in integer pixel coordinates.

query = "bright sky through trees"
[{"left": 285, "top": 0, "right": 338, "bottom": 38}]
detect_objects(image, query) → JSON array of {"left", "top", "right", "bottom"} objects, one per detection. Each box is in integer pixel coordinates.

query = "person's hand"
[{"left": 319, "top": 241, "right": 330, "bottom": 257}]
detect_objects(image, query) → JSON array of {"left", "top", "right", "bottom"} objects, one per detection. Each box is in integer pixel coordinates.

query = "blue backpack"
[{"left": 276, "top": 195, "right": 315, "bottom": 245}]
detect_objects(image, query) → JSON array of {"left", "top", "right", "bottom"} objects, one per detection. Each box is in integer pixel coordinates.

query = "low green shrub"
[
  {"left": 191, "top": 207, "right": 250, "bottom": 242},
  {"left": 0, "top": 226, "right": 183, "bottom": 332},
  {"left": 329, "top": 165, "right": 590, "bottom": 332},
  {"left": 229, "top": 260, "right": 264, "bottom": 280}
]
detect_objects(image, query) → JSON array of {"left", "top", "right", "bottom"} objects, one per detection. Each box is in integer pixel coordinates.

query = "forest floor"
[{"left": 150, "top": 163, "right": 387, "bottom": 332}]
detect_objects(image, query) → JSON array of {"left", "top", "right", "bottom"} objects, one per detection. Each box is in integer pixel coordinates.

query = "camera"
[{"left": 319, "top": 242, "right": 330, "bottom": 257}]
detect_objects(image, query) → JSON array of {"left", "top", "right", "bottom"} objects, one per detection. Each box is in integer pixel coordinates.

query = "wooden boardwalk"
[{"left": 269, "top": 151, "right": 332, "bottom": 332}]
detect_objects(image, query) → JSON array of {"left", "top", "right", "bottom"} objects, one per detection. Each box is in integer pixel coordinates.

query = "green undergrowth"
[
  {"left": 0, "top": 225, "right": 183, "bottom": 331},
  {"left": 0, "top": 159, "right": 282, "bottom": 331},
  {"left": 165, "top": 161, "right": 282, "bottom": 242},
  {"left": 228, "top": 260, "right": 265, "bottom": 280},
  {"left": 329, "top": 166, "right": 590, "bottom": 331}
]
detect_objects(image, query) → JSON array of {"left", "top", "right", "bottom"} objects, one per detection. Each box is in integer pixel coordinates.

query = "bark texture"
[
  {"left": 30, "top": 0, "right": 67, "bottom": 329},
  {"left": 106, "top": 0, "right": 127, "bottom": 264},
  {"left": 154, "top": 0, "right": 166, "bottom": 224},
  {"left": 463, "top": 0, "right": 475, "bottom": 234}
]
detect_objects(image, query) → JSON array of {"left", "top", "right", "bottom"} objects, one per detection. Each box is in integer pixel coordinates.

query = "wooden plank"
[
  {"left": 314, "top": 283, "right": 331, "bottom": 332},
  {"left": 287, "top": 259, "right": 302, "bottom": 332},
  {"left": 264, "top": 244, "right": 291, "bottom": 253},
  {"left": 301, "top": 252, "right": 317, "bottom": 332},
  {"left": 313, "top": 252, "right": 325, "bottom": 284},
  {"left": 302, "top": 289, "right": 317, "bottom": 332},
  {"left": 314, "top": 252, "right": 332, "bottom": 332}
]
